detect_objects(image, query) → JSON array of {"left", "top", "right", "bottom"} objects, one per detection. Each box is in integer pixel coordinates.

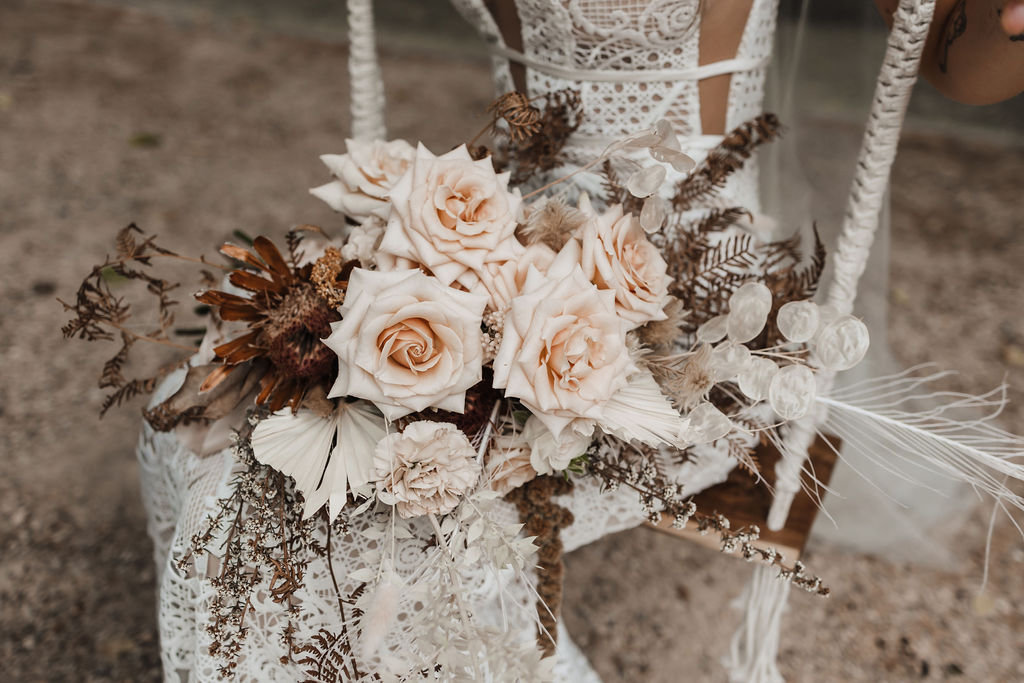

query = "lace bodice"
[{"left": 451, "top": 0, "right": 779, "bottom": 210}]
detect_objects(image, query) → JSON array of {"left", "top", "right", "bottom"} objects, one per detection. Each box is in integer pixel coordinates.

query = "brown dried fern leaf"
[{"left": 670, "top": 114, "right": 783, "bottom": 213}]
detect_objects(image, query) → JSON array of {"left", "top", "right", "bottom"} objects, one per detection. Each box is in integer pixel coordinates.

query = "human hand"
[{"left": 1001, "top": 0, "right": 1024, "bottom": 39}]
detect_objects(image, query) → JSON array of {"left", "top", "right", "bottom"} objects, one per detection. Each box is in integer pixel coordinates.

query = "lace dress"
[{"left": 137, "top": 1, "right": 780, "bottom": 680}]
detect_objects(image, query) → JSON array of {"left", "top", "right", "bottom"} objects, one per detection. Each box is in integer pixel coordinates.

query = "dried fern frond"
[
  {"left": 59, "top": 224, "right": 195, "bottom": 415},
  {"left": 670, "top": 114, "right": 783, "bottom": 213}
]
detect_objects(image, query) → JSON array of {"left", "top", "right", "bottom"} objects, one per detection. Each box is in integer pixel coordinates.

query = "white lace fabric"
[{"left": 139, "top": 1, "right": 781, "bottom": 680}]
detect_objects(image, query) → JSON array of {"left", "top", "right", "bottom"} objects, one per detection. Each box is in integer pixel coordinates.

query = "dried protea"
[{"left": 196, "top": 236, "right": 349, "bottom": 412}]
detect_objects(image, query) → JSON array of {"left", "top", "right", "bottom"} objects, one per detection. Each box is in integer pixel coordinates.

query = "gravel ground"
[{"left": 1, "top": 2, "right": 1021, "bottom": 681}]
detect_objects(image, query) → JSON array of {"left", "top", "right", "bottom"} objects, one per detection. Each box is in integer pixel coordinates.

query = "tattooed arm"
[{"left": 876, "top": 0, "right": 1024, "bottom": 104}]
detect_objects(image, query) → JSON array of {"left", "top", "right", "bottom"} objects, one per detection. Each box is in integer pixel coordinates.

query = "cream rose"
[
  {"left": 310, "top": 138, "right": 416, "bottom": 221},
  {"left": 579, "top": 201, "right": 672, "bottom": 329},
  {"left": 522, "top": 415, "right": 592, "bottom": 475},
  {"left": 377, "top": 144, "right": 524, "bottom": 290},
  {"left": 323, "top": 268, "right": 487, "bottom": 420},
  {"left": 340, "top": 215, "right": 386, "bottom": 268},
  {"left": 373, "top": 421, "right": 480, "bottom": 518},
  {"left": 492, "top": 263, "right": 636, "bottom": 439},
  {"left": 484, "top": 431, "right": 538, "bottom": 495},
  {"left": 478, "top": 242, "right": 556, "bottom": 313}
]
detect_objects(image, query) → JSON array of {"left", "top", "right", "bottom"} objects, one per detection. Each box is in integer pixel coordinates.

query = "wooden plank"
[{"left": 649, "top": 435, "right": 839, "bottom": 561}]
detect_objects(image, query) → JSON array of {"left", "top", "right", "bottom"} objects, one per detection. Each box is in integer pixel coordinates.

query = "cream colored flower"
[
  {"left": 324, "top": 268, "right": 487, "bottom": 420},
  {"left": 340, "top": 215, "right": 386, "bottom": 268},
  {"left": 373, "top": 421, "right": 481, "bottom": 518},
  {"left": 310, "top": 138, "right": 416, "bottom": 221},
  {"left": 484, "top": 430, "right": 538, "bottom": 495},
  {"left": 578, "top": 200, "right": 672, "bottom": 329},
  {"left": 377, "top": 144, "right": 524, "bottom": 290},
  {"left": 492, "top": 263, "right": 635, "bottom": 439},
  {"left": 478, "top": 242, "right": 556, "bottom": 313},
  {"left": 522, "top": 415, "right": 591, "bottom": 475}
]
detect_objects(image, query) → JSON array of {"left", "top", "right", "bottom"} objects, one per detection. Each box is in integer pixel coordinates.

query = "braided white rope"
[
  {"left": 767, "top": 0, "right": 937, "bottom": 531},
  {"left": 348, "top": 0, "right": 386, "bottom": 141}
]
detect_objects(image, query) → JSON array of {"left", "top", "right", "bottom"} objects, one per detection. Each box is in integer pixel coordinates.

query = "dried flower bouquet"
[{"left": 64, "top": 92, "right": 1023, "bottom": 681}]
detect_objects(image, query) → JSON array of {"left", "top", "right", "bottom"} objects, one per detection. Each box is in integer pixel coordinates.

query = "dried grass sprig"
[{"left": 587, "top": 446, "right": 829, "bottom": 596}]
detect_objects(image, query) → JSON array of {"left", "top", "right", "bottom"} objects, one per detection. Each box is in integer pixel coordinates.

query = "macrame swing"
[{"left": 343, "top": 0, "right": 937, "bottom": 680}]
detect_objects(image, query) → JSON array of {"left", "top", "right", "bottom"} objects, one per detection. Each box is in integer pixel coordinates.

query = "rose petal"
[
  {"left": 768, "top": 364, "right": 816, "bottom": 420},
  {"left": 627, "top": 165, "right": 667, "bottom": 199},
  {"left": 776, "top": 300, "right": 820, "bottom": 343}
]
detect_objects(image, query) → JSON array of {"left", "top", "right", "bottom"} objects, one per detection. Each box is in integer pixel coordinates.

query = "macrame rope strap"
[
  {"left": 491, "top": 44, "right": 768, "bottom": 83},
  {"left": 348, "top": 0, "right": 386, "bottom": 141},
  {"left": 766, "top": 0, "right": 937, "bottom": 532},
  {"left": 724, "top": 563, "right": 791, "bottom": 683}
]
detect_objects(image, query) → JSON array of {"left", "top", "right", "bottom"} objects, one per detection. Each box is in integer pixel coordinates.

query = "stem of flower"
[
  {"left": 427, "top": 512, "right": 483, "bottom": 679},
  {"left": 109, "top": 322, "right": 197, "bottom": 352}
]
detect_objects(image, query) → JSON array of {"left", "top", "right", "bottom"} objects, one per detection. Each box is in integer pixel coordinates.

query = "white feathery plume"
[
  {"left": 816, "top": 365, "right": 1024, "bottom": 517},
  {"left": 358, "top": 566, "right": 404, "bottom": 662}
]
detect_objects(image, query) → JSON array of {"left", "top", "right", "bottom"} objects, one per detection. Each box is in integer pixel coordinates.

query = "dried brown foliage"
[
  {"left": 59, "top": 223, "right": 194, "bottom": 415},
  {"left": 756, "top": 225, "right": 827, "bottom": 346},
  {"left": 502, "top": 89, "right": 583, "bottom": 186},
  {"left": 669, "top": 113, "right": 783, "bottom": 213},
  {"left": 185, "top": 414, "right": 371, "bottom": 679},
  {"left": 588, "top": 447, "right": 829, "bottom": 596},
  {"left": 505, "top": 475, "right": 575, "bottom": 656}
]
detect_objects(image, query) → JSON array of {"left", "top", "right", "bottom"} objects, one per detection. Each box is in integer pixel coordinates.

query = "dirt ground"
[{"left": 1, "top": 2, "right": 1022, "bottom": 681}]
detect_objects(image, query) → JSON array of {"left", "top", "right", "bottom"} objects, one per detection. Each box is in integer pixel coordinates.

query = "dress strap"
[{"left": 490, "top": 45, "right": 768, "bottom": 83}]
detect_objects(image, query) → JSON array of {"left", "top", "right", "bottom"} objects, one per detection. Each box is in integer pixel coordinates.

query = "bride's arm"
[{"left": 876, "top": 0, "right": 1024, "bottom": 104}]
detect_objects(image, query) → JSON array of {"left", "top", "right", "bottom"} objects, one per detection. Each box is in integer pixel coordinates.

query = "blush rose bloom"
[
  {"left": 323, "top": 268, "right": 487, "bottom": 420},
  {"left": 377, "top": 144, "right": 524, "bottom": 291},
  {"left": 310, "top": 138, "right": 416, "bottom": 221},
  {"left": 484, "top": 431, "right": 538, "bottom": 496},
  {"left": 578, "top": 199, "right": 672, "bottom": 329},
  {"left": 478, "top": 242, "right": 556, "bottom": 313},
  {"left": 492, "top": 263, "right": 636, "bottom": 439},
  {"left": 373, "top": 421, "right": 480, "bottom": 518}
]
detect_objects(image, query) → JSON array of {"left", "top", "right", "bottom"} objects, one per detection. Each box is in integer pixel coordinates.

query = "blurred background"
[{"left": 1, "top": 0, "right": 1021, "bottom": 680}]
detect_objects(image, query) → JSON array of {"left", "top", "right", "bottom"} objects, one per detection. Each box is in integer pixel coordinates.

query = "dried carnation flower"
[{"left": 373, "top": 421, "right": 481, "bottom": 518}]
